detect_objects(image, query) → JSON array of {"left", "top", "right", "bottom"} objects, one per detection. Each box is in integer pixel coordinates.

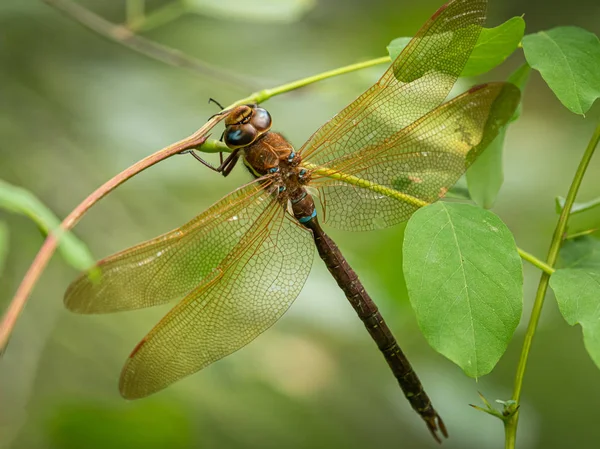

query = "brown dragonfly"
[{"left": 65, "top": 0, "right": 519, "bottom": 442}]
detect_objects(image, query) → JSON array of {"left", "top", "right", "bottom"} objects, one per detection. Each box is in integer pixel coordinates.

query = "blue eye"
[
  {"left": 225, "top": 125, "right": 257, "bottom": 148},
  {"left": 227, "top": 129, "right": 243, "bottom": 143}
]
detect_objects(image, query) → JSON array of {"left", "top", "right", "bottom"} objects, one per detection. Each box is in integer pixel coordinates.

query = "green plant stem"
[
  {"left": 127, "top": 1, "right": 187, "bottom": 33},
  {"left": 505, "top": 122, "right": 600, "bottom": 449},
  {"left": 256, "top": 56, "right": 391, "bottom": 101},
  {"left": 0, "top": 222, "right": 8, "bottom": 277},
  {"left": 216, "top": 56, "right": 391, "bottom": 111},
  {"left": 126, "top": 0, "right": 145, "bottom": 27},
  {"left": 517, "top": 248, "right": 554, "bottom": 275},
  {"left": 565, "top": 228, "right": 598, "bottom": 240}
]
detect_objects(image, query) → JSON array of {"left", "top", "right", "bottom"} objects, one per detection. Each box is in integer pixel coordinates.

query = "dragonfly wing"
[
  {"left": 119, "top": 207, "right": 314, "bottom": 399},
  {"left": 299, "top": 0, "right": 487, "bottom": 166},
  {"left": 65, "top": 177, "right": 279, "bottom": 313},
  {"left": 313, "top": 83, "right": 520, "bottom": 230}
]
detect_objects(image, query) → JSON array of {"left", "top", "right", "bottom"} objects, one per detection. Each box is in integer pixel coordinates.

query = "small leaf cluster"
[{"left": 392, "top": 17, "right": 600, "bottom": 394}]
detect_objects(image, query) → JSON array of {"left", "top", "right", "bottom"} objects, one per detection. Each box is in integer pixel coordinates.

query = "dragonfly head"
[{"left": 224, "top": 104, "right": 272, "bottom": 150}]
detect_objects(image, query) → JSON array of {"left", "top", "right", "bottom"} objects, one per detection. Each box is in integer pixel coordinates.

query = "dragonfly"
[{"left": 64, "top": 0, "right": 519, "bottom": 442}]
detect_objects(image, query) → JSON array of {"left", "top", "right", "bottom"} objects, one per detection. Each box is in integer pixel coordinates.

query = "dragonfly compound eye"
[
  {"left": 251, "top": 108, "right": 272, "bottom": 133},
  {"left": 224, "top": 123, "right": 258, "bottom": 149}
]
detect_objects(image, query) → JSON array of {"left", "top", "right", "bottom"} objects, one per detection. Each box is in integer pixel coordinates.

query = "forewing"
[
  {"left": 65, "top": 177, "right": 277, "bottom": 313},
  {"left": 119, "top": 206, "right": 314, "bottom": 399},
  {"left": 314, "top": 83, "right": 520, "bottom": 230},
  {"left": 299, "top": 0, "right": 487, "bottom": 166}
]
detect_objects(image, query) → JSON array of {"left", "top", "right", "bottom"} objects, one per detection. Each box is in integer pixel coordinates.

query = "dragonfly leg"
[
  {"left": 219, "top": 150, "right": 240, "bottom": 177},
  {"left": 185, "top": 150, "right": 221, "bottom": 172},
  {"left": 184, "top": 147, "right": 240, "bottom": 177}
]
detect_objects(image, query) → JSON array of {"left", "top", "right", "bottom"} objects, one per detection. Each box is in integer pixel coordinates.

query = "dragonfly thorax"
[{"left": 241, "top": 131, "right": 310, "bottom": 185}]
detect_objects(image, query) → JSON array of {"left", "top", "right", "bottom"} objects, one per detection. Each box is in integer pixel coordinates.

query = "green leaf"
[
  {"left": 555, "top": 195, "right": 600, "bottom": 215},
  {"left": 446, "top": 185, "right": 472, "bottom": 201},
  {"left": 558, "top": 236, "right": 600, "bottom": 270},
  {"left": 185, "top": 0, "right": 316, "bottom": 23},
  {"left": 550, "top": 269, "right": 600, "bottom": 369},
  {"left": 462, "top": 16, "right": 526, "bottom": 77},
  {"left": 0, "top": 179, "right": 94, "bottom": 271},
  {"left": 466, "top": 131, "right": 505, "bottom": 209},
  {"left": 0, "top": 222, "right": 8, "bottom": 276},
  {"left": 466, "top": 64, "right": 530, "bottom": 208},
  {"left": 507, "top": 63, "right": 531, "bottom": 121},
  {"left": 387, "top": 17, "right": 525, "bottom": 76},
  {"left": 403, "top": 203, "right": 523, "bottom": 377},
  {"left": 522, "top": 27, "right": 600, "bottom": 115},
  {"left": 387, "top": 37, "right": 412, "bottom": 61}
]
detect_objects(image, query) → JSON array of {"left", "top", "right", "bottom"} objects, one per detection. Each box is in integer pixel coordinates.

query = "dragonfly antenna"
[{"left": 208, "top": 98, "right": 225, "bottom": 110}]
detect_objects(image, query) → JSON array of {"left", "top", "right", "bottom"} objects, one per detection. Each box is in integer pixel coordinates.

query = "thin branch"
[
  {"left": 41, "top": 0, "right": 259, "bottom": 91},
  {"left": 565, "top": 228, "right": 598, "bottom": 240},
  {"left": 517, "top": 248, "right": 554, "bottom": 275},
  {"left": 505, "top": 121, "right": 600, "bottom": 448},
  {"left": 0, "top": 114, "right": 225, "bottom": 354},
  {"left": 125, "top": 0, "right": 145, "bottom": 27}
]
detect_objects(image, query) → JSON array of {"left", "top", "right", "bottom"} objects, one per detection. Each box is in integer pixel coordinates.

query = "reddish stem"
[{"left": 0, "top": 116, "right": 222, "bottom": 353}]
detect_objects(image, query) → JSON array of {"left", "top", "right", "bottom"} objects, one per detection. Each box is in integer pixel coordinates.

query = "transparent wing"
[
  {"left": 64, "top": 176, "right": 279, "bottom": 313},
  {"left": 119, "top": 206, "right": 314, "bottom": 399},
  {"left": 314, "top": 83, "right": 520, "bottom": 230},
  {"left": 299, "top": 0, "right": 487, "bottom": 166}
]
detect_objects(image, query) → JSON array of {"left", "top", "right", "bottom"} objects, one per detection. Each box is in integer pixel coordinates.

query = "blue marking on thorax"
[
  {"left": 298, "top": 168, "right": 307, "bottom": 178},
  {"left": 268, "top": 167, "right": 279, "bottom": 173},
  {"left": 291, "top": 190, "right": 307, "bottom": 204},
  {"left": 278, "top": 186, "right": 286, "bottom": 193},
  {"left": 287, "top": 152, "right": 295, "bottom": 162},
  {"left": 298, "top": 209, "right": 317, "bottom": 223}
]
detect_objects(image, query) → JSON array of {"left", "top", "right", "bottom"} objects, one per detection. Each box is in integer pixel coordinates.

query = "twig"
[
  {"left": 517, "top": 247, "right": 554, "bottom": 275},
  {"left": 0, "top": 114, "right": 225, "bottom": 354},
  {"left": 565, "top": 228, "right": 598, "bottom": 240},
  {"left": 505, "top": 121, "right": 600, "bottom": 448},
  {"left": 126, "top": 0, "right": 145, "bottom": 27},
  {"left": 127, "top": 1, "right": 187, "bottom": 33},
  {"left": 41, "top": 0, "right": 259, "bottom": 91}
]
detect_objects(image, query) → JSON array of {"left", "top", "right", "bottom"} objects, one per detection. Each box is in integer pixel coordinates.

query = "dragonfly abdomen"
[{"left": 298, "top": 210, "right": 447, "bottom": 442}]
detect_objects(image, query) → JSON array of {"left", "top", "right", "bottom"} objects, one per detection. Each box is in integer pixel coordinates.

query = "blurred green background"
[{"left": 1, "top": 0, "right": 600, "bottom": 448}]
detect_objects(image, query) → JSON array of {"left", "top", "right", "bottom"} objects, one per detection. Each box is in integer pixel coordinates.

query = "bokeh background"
[{"left": 1, "top": 0, "right": 600, "bottom": 448}]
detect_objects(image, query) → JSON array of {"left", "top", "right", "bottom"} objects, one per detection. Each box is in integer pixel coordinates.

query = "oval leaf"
[
  {"left": 466, "top": 131, "right": 505, "bottom": 209},
  {"left": 550, "top": 269, "right": 600, "bottom": 369},
  {"left": 555, "top": 195, "right": 600, "bottom": 215},
  {"left": 466, "top": 64, "right": 530, "bottom": 208},
  {"left": 386, "top": 37, "right": 412, "bottom": 61},
  {"left": 558, "top": 236, "right": 600, "bottom": 270},
  {"left": 522, "top": 27, "right": 600, "bottom": 115},
  {"left": 462, "top": 16, "right": 526, "bottom": 77},
  {"left": 403, "top": 202, "right": 523, "bottom": 377},
  {"left": 0, "top": 179, "right": 94, "bottom": 271},
  {"left": 387, "top": 17, "right": 525, "bottom": 77}
]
